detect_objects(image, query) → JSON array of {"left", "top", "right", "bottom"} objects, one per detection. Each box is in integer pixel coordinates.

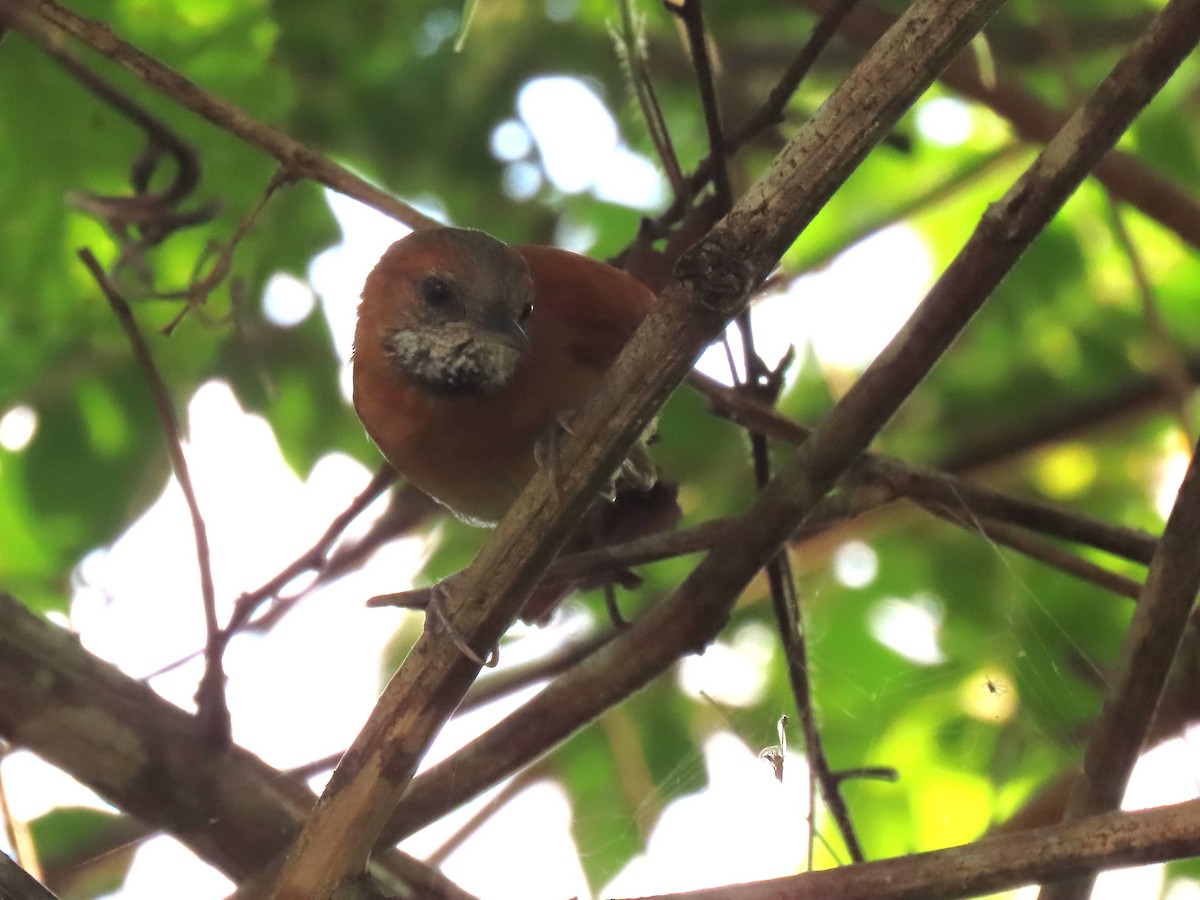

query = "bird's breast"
[{"left": 353, "top": 337, "right": 604, "bottom": 523}]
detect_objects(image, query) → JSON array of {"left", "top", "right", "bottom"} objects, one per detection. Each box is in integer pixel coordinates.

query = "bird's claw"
[
  {"left": 425, "top": 583, "right": 499, "bottom": 668},
  {"left": 534, "top": 411, "right": 658, "bottom": 503}
]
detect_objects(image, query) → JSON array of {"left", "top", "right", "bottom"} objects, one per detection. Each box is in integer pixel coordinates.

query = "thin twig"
[
  {"left": 732, "top": 0, "right": 864, "bottom": 145},
  {"left": 1106, "top": 201, "right": 1197, "bottom": 442},
  {"left": 794, "top": 0, "right": 1200, "bottom": 253},
  {"left": 3, "top": 0, "right": 440, "bottom": 232},
  {"left": 615, "top": 0, "right": 687, "bottom": 202},
  {"left": 671, "top": 0, "right": 866, "bottom": 856},
  {"left": 693, "top": 373, "right": 1160, "bottom": 565},
  {"left": 224, "top": 463, "right": 397, "bottom": 637},
  {"left": 140, "top": 464, "right": 399, "bottom": 682},
  {"left": 77, "top": 249, "right": 230, "bottom": 746},
  {"left": 1036, "top": 0, "right": 1195, "bottom": 448},
  {"left": 719, "top": 270, "right": 866, "bottom": 861},
  {"left": 916, "top": 501, "right": 1144, "bottom": 601},
  {"left": 425, "top": 767, "right": 544, "bottom": 868},
  {"left": 668, "top": 0, "right": 733, "bottom": 212},
  {"left": 640, "top": 0, "right": 866, "bottom": 243},
  {"left": 1041, "top": 434, "right": 1200, "bottom": 899},
  {"left": 160, "top": 166, "right": 294, "bottom": 333}
]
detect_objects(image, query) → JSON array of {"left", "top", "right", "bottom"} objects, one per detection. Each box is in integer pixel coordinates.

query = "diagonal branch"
[
  {"left": 376, "top": 0, "right": 1200, "bottom": 868},
  {"left": 623, "top": 797, "right": 1200, "bottom": 900},
  {"left": 1040, "top": 440, "right": 1200, "bottom": 900},
  {"left": 263, "top": 0, "right": 1012, "bottom": 896},
  {"left": 1, "top": 0, "right": 440, "bottom": 233},
  {"left": 0, "top": 851, "right": 58, "bottom": 900},
  {"left": 0, "top": 594, "right": 470, "bottom": 900},
  {"left": 77, "top": 249, "right": 230, "bottom": 748},
  {"left": 796, "top": 0, "right": 1200, "bottom": 252}
]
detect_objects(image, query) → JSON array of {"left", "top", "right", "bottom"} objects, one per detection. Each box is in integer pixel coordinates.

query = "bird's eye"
[
  {"left": 518, "top": 302, "right": 533, "bottom": 323},
  {"left": 421, "top": 276, "right": 454, "bottom": 307}
]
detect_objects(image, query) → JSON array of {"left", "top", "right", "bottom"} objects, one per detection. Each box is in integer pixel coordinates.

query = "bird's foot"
[
  {"left": 534, "top": 411, "right": 658, "bottom": 502},
  {"left": 425, "top": 581, "right": 499, "bottom": 668}
]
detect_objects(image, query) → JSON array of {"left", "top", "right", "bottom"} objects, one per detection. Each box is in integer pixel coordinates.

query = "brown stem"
[
  {"left": 616, "top": 0, "right": 687, "bottom": 202},
  {"left": 4, "top": 0, "right": 440, "bottom": 232},
  {"left": 917, "top": 501, "right": 1143, "bottom": 601},
  {"left": 1042, "top": 438, "right": 1200, "bottom": 900},
  {"left": 264, "top": 0, "right": 1010, "bottom": 894},
  {"left": 224, "top": 464, "right": 397, "bottom": 636},
  {"left": 0, "top": 852, "right": 58, "bottom": 900},
  {"left": 0, "top": 593, "right": 470, "bottom": 899},
  {"left": 642, "top": 0, "right": 866, "bottom": 242},
  {"left": 670, "top": 0, "right": 734, "bottom": 212},
  {"left": 622, "top": 797, "right": 1200, "bottom": 900},
  {"left": 796, "top": 0, "right": 1200, "bottom": 253},
  {"left": 382, "top": 0, "right": 1200, "bottom": 886},
  {"left": 77, "top": 249, "right": 230, "bottom": 747}
]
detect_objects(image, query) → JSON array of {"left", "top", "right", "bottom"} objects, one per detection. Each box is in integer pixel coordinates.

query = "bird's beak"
[{"left": 481, "top": 312, "right": 531, "bottom": 352}]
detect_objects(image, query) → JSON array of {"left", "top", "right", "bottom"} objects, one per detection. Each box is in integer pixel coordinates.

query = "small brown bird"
[{"left": 353, "top": 226, "right": 662, "bottom": 525}]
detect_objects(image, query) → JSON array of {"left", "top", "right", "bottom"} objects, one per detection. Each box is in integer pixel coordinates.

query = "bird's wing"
[{"left": 517, "top": 245, "right": 656, "bottom": 368}]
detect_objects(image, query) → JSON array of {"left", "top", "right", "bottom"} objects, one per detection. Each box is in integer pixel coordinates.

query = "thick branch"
[
  {"left": 263, "top": 1, "right": 1011, "bottom": 896},
  {"left": 799, "top": 0, "right": 1200, "bottom": 252},
  {"left": 1041, "top": 433, "right": 1200, "bottom": 900},
  {"left": 0, "top": 594, "right": 469, "bottom": 900},
  {"left": 0, "top": 851, "right": 59, "bottom": 900},
  {"left": 383, "top": 0, "right": 1199, "bottom": 878},
  {"left": 620, "top": 798, "right": 1200, "bottom": 900}
]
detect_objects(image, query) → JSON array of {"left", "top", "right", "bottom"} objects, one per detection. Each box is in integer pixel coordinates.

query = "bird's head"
[{"left": 359, "top": 227, "right": 536, "bottom": 395}]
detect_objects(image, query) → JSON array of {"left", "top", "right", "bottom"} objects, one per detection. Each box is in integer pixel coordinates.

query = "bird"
[{"left": 353, "top": 226, "right": 678, "bottom": 625}]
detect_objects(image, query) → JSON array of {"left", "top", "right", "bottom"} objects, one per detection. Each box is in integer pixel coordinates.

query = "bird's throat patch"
[{"left": 383, "top": 325, "right": 521, "bottom": 395}]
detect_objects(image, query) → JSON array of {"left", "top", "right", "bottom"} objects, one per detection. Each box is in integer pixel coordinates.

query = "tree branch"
[
  {"left": 377, "top": 0, "right": 1200, "bottom": 888},
  {"left": 796, "top": 0, "right": 1200, "bottom": 252},
  {"left": 1041, "top": 438, "right": 1200, "bottom": 900},
  {"left": 0, "top": 594, "right": 470, "bottom": 900},
  {"left": 77, "top": 249, "right": 230, "bottom": 747},
  {"left": 0, "top": 851, "right": 59, "bottom": 900},
  {"left": 262, "top": 1, "right": 1011, "bottom": 896},
  {"left": 1, "top": 0, "right": 440, "bottom": 233},
  {"left": 620, "top": 797, "right": 1200, "bottom": 900}
]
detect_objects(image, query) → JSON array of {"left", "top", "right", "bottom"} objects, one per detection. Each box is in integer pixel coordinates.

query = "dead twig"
[{"left": 77, "top": 248, "right": 230, "bottom": 747}]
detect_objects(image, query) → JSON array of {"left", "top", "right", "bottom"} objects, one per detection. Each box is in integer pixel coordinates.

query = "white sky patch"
[
  {"left": 519, "top": 76, "right": 618, "bottom": 194},
  {"left": 602, "top": 732, "right": 809, "bottom": 896},
  {"left": 518, "top": 75, "right": 665, "bottom": 210},
  {"left": 833, "top": 540, "right": 879, "bottom": 589},
  {"left": 916, "top": 96, "right": 975, "bottom": 147},
  {"left": 1154, "top": 446, "right": 1191, "bottom": 521},
  {"left": 593, "top": 144, "right": 667, "bottom": 209},
  {"left": 437, "top": 781, "right": 589, "bottom": 899},
  {"left": 502, "top": 160, "right": 543, "bottom": 200},
  {"left": 697, "top": 224, "right": 933, "bottom": 384},
  {"left": 310, "top": 189, "right": 415, "bottom": 401},
  {"left": 803, "top": 225, "right": 933, "bottom": 369},
  {"left": 678, "top": 622, "right": 775, "bottom": 707},
  {"left": 868, "top": 594, "right": 946, "bottom": 666},
  {"left": 0, "top": 751, "right": 112, "bottom": 821},
  {"left": 262, "top": 272, "right": 316, "bottom": 327},
  {"left": 1165, "top": 880, "right": 1200, "bottom": 900},
  {"left": 119, "top": 836, "right": 234, "bottom": 900},
  {"left": 0, "top": 403, "right": 37, "bottom": 451},
  {"left": 490, "top": 118, "right": 534, "bottom": 161}
]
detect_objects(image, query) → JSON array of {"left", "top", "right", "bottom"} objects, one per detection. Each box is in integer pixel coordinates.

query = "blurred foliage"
[{"left": 1, "top": 0, "right": 1199, "bottom": 896}]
